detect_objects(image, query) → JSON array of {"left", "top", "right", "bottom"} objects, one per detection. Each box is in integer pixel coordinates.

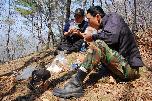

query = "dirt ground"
[{"left": 0, "top": 29, "right": 151, "bottom": 101}]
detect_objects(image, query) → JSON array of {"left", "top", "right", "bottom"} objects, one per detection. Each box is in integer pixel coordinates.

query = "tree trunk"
[
  {"left": 82, "top": 0, "right": 87, "bottom": 8},
  {"left": 46, "top": 0, "right": 55, "bottom": 49},
  {"left": 132, "top": 0, "right": 137, "bottom": 33},
  {"left": 46, "top": 19, "right": 55, "bottom": 49},
  {"left": 99, "top": 0, "right": 102, "bottom": 7},
  {"left": 90, "top": 0, "right": 94, "bottom": 6},
  {"left": 105, "top": 0, "right": 111, "bottom": 12},
  {"left": 6, "top": 0, "right": 11, "bottom": 60},
  {"left": 46, "top": 20, "right": 51, "bottom": 49},
  {"left": 82, "top": 0, "right": 87, "bottom": 9},
  {"left": 65, "top": 0, "right": 71, "bottom": 23},
  {"left": 124, "top": 0, "right": 128, "bottom": 23}
]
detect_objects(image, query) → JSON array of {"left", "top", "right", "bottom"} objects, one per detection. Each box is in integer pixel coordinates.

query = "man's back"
[{"left": 99, "top": 13, "right": 143, "bottom": 67}]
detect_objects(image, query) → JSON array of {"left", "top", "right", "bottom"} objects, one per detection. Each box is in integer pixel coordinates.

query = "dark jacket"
[
  {"left": 58, "top": 20, "right": 88, "bottom": 53},
  {"left": 63, "top": 19, "right": 88, "bottom": 43},
  {"left": 92, "top": 13, "right": 143, "bottom": 67}
]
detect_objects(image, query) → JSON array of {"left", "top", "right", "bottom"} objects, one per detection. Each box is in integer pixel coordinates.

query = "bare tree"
[
  {"left": 99, "top": 0, "right": 102, "bottom": 7},
  {"left": 104, "top": 0, "right": 111, "bottom": 12},
  {"left": 6, "top": 0, "right": 11, "bottom": 60},
  {"left": 124, "top": 0, "right": 128, "bottom": 23},
  {"left": 82, "top": 0, "right": 87, "bottom": 9},
  {"left": 90, "top": 0, "right": 94, "bottom": 6},
  {"left": 65, "top": 0, "right": 71, "bottom": 23},
  {"left": 132, "top": 0, "right": 137, "bottom": 32}
]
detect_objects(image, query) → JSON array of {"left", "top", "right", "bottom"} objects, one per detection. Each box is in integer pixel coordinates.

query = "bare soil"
[{"left": 0, "top": 29, "right": 151, "bottom": 101}]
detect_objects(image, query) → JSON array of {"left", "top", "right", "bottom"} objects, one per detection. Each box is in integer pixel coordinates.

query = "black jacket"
[{"left": 92, "top": 13, "right": 144, "bottom": 67}]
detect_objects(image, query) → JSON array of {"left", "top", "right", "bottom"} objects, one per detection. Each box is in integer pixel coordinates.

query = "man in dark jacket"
[
  {"left": 57, "top": 8, "right": 88, "bottom": 53},
  {"left": 53, "top": 6, "right": 144, "bottom": 98}
]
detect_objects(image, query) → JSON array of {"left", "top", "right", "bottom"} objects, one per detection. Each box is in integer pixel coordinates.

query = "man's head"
[
  {"left": 74, "top": 8, "right": 85, "bottom": 23},
  {"left": 86, "top": 6, "right": 105, "bottom": 30}
]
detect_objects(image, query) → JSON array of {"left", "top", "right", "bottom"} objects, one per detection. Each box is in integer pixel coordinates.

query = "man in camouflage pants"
[{"left": 53, "top": 6, "right": 144, "bottom": 98}]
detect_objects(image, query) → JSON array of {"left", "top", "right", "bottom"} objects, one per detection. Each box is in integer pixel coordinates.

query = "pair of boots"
[{"left": 53, "top": 69, "right": 87, "bottom": 98}]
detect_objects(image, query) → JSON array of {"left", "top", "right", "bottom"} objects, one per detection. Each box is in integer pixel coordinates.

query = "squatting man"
[{"left": 52, "top": 6, "right": 143, "bottom": 98}]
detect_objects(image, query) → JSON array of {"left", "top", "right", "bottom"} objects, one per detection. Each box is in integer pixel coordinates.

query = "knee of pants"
[
  {"left": 113, "top": 67, "right": 140, "bottom": 81},
  {"left": 127, "top": 67, "right": 140, "bottom": 80}
]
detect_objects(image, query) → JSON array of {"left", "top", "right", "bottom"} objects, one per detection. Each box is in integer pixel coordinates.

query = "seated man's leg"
[
  {"left": 80, "top": 40, "right": 139, "bottom": 80},
  {"left": 53, "top": 40, "right": 138, "bottom": 98},
  {"left": 94, "top": 40, "right": 139, "bottom": 81},
  {"left": 53, "top": 42, "right": 103, "bottom": 98},
  {"left": 80, "top": 41, "right": 105, "bottom": 70}
]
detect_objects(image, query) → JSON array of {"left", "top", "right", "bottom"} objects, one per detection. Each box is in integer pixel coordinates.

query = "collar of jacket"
[{"left": 100, "top": 14, "right": 109, "bottom": 29}]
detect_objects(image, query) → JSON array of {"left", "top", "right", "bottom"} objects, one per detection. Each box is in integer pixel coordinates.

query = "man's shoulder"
[
  {"left": 108, "top": 12, "right": 122, "bottom": 18},
  {"left": 107, "top": 12, "right": 125, "bottom": 25},
  {"left": 66, "top": 19, "right": 74, "bottom": 24}
]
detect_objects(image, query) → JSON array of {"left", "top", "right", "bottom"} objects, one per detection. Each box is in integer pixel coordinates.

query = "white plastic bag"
[{"left": 46, "top": 51, "right": 67, "bottom": 73}]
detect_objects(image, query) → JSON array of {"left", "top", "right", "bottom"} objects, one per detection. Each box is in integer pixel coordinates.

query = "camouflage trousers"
[{"left": 80, "top": 40, "right": 139, "bottom": 80}]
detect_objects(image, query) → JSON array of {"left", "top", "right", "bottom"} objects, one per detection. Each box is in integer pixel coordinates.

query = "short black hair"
[
  {"left": 87, "top": 6, "right": 105, "bottom": 18},
  {"left": 74, "top": 8, "right": 85, "bottom": 17}
]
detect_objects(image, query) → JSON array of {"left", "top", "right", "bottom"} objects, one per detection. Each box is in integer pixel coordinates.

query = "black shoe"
[
  {"left": 53, "top": 78, "right": 84, "bottom": 98},
  {"left": 53, "top": 69, "right": 87, "bottom": 98}
]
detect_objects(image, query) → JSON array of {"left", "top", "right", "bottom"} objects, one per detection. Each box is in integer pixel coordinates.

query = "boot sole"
[{"left": 53, "top": 92, "right": 84, "bottom": 99}]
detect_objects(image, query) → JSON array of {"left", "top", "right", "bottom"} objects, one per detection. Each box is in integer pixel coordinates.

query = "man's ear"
[{"left": 96, "top": 14, "right": 101, "bottom": 24}]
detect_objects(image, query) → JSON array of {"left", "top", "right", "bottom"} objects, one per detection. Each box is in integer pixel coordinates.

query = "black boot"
[{"left": 53, "top": 69, "right": 87, "bottom": 98}]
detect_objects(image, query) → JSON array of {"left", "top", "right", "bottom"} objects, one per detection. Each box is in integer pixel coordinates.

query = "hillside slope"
[{"left": 0, "top": 29, "right": 151, "bottom": 101}]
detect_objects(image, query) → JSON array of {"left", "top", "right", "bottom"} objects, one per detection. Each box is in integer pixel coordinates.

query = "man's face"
[
  {"left": 86, "top": 13, "right": 101, "bottom": 30},
  {"left": 74, "top": 15, "right": 84, "bottom": 23}
]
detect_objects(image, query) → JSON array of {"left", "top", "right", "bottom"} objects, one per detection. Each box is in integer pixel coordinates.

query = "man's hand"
[
  {"left": 82, "top": 32, "right": 93, "bottom": 42},
  {"left": 64, "top": 28, "right": 78, "bottom": 36},
  {"left": 82, "top": 26, "right": 97, "bottom": 42},
  {"left": 67, "top": 28, "right": 84, "bottom": 38},
  {"left": 74, "top": 30, "right": 84, "bottom": 38},
  {"left": 72, "top": 28, "right": 79, "bottom": 34}
]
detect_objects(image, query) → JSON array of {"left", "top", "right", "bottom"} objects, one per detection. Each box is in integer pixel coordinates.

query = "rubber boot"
[{"left": 53, "top": 69, "right": 87, "bottom": 98}]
